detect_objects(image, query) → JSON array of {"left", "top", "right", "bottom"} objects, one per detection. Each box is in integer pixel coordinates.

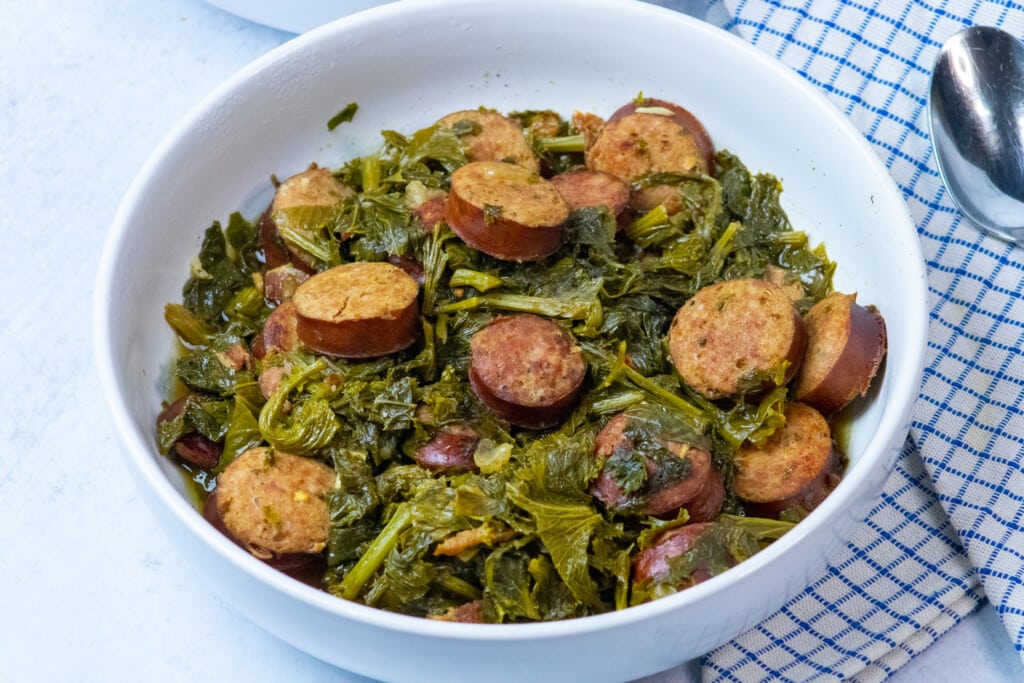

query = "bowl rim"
[{"left": 93, "top": 0, "right": 929, "bottom": 642}]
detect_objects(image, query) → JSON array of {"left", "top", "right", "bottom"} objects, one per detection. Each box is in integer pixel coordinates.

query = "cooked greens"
[{"left": 157, "top": 106, "right": 838, "bottom": 623}]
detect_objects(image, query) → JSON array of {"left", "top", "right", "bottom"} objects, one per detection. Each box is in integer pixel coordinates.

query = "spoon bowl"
[{"left": 929, "top": 26, "right": 1024, "bottom": 245}]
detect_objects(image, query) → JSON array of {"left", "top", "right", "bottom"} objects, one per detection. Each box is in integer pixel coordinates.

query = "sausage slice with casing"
[
  {"left": 793, "top": 292, "right": 887, "bottom": 415},
  {"left": 633, "top": 523, "right": 715, "bottom": 586},
  {"left": 413, "top": 425, "right": 480, "bottom": 474},
  {"left": 468, "top": 315, "right": 586, "bottom": 429},
  {"left": 668, "top": 278, "right": 806, "bottom": 400},
  {"left": 549, "top": 169, "right": 631, "bottom": 229},
  {"left": 293, "top": 261, "right": 419, "bottom": 358},
  {"left": 733, "top": 402, "right": 839, "bottom": 518},
  {"left": 586, "top": 97, "right": 715, "bottom": 214},
  {"left": 252, "top": 300, "right": 300, "bottom": 360},
  {"left": 445, "top": 161, "right": 569, "bottom": 262},
  {"left": 437, "top": 109, "right": 539, "bottom": 174},
  {"left": 214, "top": 447, "right": 335, "bottom": 560},
  {"left": 263, "top": 264, "right": 311, "bottom": 304},
  {"left": 604, "top": 98, "right": 715, "bottom": 172},
  {"left": 260, "top": 167, "right": 354, "bottom": 271},
  {"left": 589, "top": 413, "right": 724, "bottom": 520}
]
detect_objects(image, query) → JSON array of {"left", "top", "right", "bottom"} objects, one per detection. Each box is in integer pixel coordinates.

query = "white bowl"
[
  {"left": 200, "top": 0, "right": 390, "bottom": 33},
  {"left": 94, "top": 1, "right": 928, "bottom": 680}
]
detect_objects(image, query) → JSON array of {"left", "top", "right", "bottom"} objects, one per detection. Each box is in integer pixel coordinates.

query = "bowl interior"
[{"left": 96, "top": 0, "right": 927, "bottom": 666}]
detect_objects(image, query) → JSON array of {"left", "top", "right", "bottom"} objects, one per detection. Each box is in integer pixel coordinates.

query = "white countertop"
[{"left": 1, "top": 1, "right": 1021, "bottom": 680}]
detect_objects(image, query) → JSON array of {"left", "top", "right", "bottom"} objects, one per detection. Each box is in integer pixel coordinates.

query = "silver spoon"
[{"left": 929, "top": 26, "right": 1024, "bottom": 245}]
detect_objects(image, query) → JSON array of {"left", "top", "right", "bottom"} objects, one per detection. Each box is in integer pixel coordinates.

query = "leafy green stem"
[{"left": 339, "top": 504, "right": 412, "bottom": 600}]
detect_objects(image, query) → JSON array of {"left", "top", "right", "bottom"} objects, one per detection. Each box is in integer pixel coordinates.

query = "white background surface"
[{"left": 1, "top": 1, "right": 1021, "bottom": 680}]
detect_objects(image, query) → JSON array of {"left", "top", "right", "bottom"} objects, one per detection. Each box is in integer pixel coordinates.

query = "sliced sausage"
[
  {"left": 217, "top": 344, "right": 252, "bottom": 371},
  {"left": 292, "top": 261, "right": 419, "bottom": 358},
  {"left": 436, "top": 110, "right": 539, "bottom": 173},
  {"left": 571, "top": 110, "right": 605, "bottom": 152},
  {"left": 214, "top": 447, "right": 335, "bottom": 560},
  {"left": 589, "top": 413, "right": 724, "bottom": 520},
  {"left": 632, "top": 523, "right": 715, "bottom": 585},
  {"left": 260, "top": 167, "right": 354, "bottom": 271},
  {"left": 427, "top": 600, "right": 485, "bottom": 623},
  {"left": 668, "top": 279, "right": 806, "bottom": 399},
  {"left": 258, "top": 208, "right": 294, "bottom": 270},
  {"left": 413, "top": 425, "right": 480, "bottom": 473},
  {"left": 404, "top": 180, "right": 448, "bottom": 233},
  {"left": 252, "top": 300, "right": 300, "bottom": 360},
  {"left": 586, "top": 98, "right": 714, "bottom": 214},
  {"left": 174, "top": 433, "right": 223, "bottom": 469},
  {"left": 763, "top": 264, "right": 805, "bottom": 303},
  {"left": 468, "top": 315, "right": 586, "bottom": 429},
  {"left": 445, "top": 161, "right": 569, "bottom": 262},
  {"left": 386, "top": 254, "right": 425, "bottom": 285},
  {"left": 605, "top": 98, "right": 715, "bottom": 173},
  {"left": 202, "top": 492, "right": 319, "bottom": 572},
  {"left": 263, "top": 264, "right": 311, "bottom": 304},
  {"left": 549, "top": 169, "right": 631, "bottom": 229},
  {"left": 412, "top": 195, "right": 448, "bottom": 233},
  {"left": 259, "top": 365, "right": 288, "bottom": 400},
  {"left": 793, "top": 292, "right": 888, "bottom": 416},
  {"left": 157, "top": 395, "right": 224, "bottom": 468},
  {"left": 733, "top": 402, "right": 839, "bottom": 518}
]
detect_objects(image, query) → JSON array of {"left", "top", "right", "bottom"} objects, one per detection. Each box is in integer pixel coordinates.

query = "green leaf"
[
  {"left": 182, "top": 224, "right": 248, "bottom": 325},
  {"left": 273, "top": 204, "right": 341, "bottom": 266},
  {"left": 218, "top": 397, "right": 262, "bottom": 473},
  {"left": 485, "top": 547, "right": 541, "bottom": 622},
  {"left": 164, "top": 303, "right": 211, "bottom": 346},
  {"left": 258, "top": 360, "right": 340, "bottom": 455},
  {"left": 175, "top": 348, "right": 253, "bottom": 398},
  {"left": 400, "top": 123, "right": 468, "bottom": 173},
  {"left": 327, "top": 102, "right": 359, "bottom": 131}
]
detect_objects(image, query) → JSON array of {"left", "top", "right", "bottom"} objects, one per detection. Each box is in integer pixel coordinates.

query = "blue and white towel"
[{"left": 649, "top": 1, "right": 1024, "bottom": 680}]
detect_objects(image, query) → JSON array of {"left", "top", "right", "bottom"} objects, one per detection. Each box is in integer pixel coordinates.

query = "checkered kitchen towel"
[{"left": 650, "top": 0, "right": 1024, "bottom": 680}]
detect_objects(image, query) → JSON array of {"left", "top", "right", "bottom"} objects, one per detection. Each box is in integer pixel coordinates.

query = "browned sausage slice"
[
  {"left": 292, "top": 261, "right": 420, "bottom": 358},
  {"left": 258, "top": 208, "right": 294, "bottom": 271},
  {"left": 549, "top": 169, "right": 631, "bottom": 228},
  {"left": 437, "top": 110, "right": 539, "bottom": 174},
  {"left": 263, "top": 264, "right": 311, "bottom": 304},
  {"left": 589, "top": 413, "right": 724, "bottom": 519},
  {"left": 412, "top": 195, "right": 448, "bottom": 233},
  {"left": 632, "top": 523, "right": 714, "bottom": 585},
  {"left": 445, "top": 161, "right": 569, "bottom": 262},
  {"left": 214, "top": 447, "right": 335, "bottom": 560},
  {"left": 427, "top": 600, "right": 485, "bottom": 623},
  {"left": 586, "top": 98, "right": 715, "bottom": 214},
  {"left": 605, "top": 98, "right": 715, "bottom": 173},
  {"left": 253, "top": 300, "right": 300, "bottom": 360},
  {"left": 468, "top": 315, "right": 586, "bottom": 429},
  {"left": 203, "top": 491, "right": 319, "bottom": 571},
  {"left": 404, "top": 180, "right": 448, "bottom": 233},
  {"left": 733, "top": 402, "right": 839, "bottom": 518},
  {"left": 668, "top": 279, "right": 807, "bottom": 399},
  {"left": 259, "top": 167, "right": 354, "bottom": 272},
  {"left": 413, "top": 425, "right": 480, "bottom": 473},
  {"left": 793, "top": 292, "right": 887, "bottom": 415},
  {"left": 763, "top": 264, "right": 806, "bottom": 302},
  {"left": 174, "top": 433, "right": 223, "bottom": 469},
  {"left": 157, "top": 395, "right": 224, "bottom": 468},
  {"left": 571, "top": 110, "right": 605, "bottom": 152}
]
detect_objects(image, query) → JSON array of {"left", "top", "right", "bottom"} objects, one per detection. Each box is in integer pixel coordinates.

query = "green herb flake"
[{"left": 327, "top": 102, "right": 359, "bottom": 131}]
